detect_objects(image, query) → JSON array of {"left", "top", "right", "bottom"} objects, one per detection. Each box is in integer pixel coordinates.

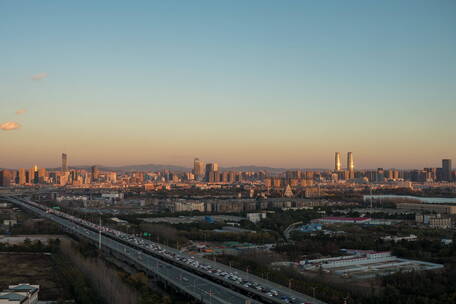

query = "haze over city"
[
  {"left": 2, "top": 2, "right": 456, "bottom": 304},
  {"left": 1, "top": 1, "right": 455, "bottom": 169}
]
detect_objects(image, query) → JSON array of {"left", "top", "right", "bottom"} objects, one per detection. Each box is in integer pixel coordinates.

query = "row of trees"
[
  {"left": 363, "top": 270, "right": 456, "bottom": 304},
  {"left": 52, "top": 253, "right": 105, "bottom": 304},
  {"left": 0, "top": 238, "right": 60, "bottom": 253}
]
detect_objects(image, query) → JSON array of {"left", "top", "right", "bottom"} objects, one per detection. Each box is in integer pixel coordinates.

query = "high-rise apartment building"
[
  {"left": 205, "top": 162, "right": 219, "bottom": 182},
  {"left": 228, "top": 171, "right": 236, "bottom": 184},
  {"left": 38, "top": 168, "right": 47, "bottom": 183},
  {"left": 335, "top": 152, "right": 341, "bottom": 171},
  {"left": 28, "top": 168, "right": 33, "bottom": 184},
  {"left": 442, "top": 159, "right": 452, "bottom": 182},
  {"left": 0, "top": 170, "right": 13, "bottom": 187},
  {"left": 285, "top": 170, "right": 302, "bottom": 179},
  {"left": 62, "top": 153, "right": 68, "bottom": 172},
  {"left": 29, "top": 165, "right": 38, "bottom": 184},
  {"left": 91, "top": 165, "right": 99, "bottom": 182},
  {"left": 193, "top": 158, "right": 205, "bottom": 178},
  {"left": 18, "top": 168, "right": 26, "bottom": 185}
]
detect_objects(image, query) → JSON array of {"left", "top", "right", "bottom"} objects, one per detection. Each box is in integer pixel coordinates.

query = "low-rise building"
[
  {"left": 381, "top": 234, "right": 417, "bottom": 243},
  {"left": 0, "top": 284, "right": 39, "bottom": 304},
  {"left": 441, "top": 239, "right": 453, "bottom": 245},
  {"left": 172, "top": 201, "right": 205, "bottom": 212},
  {"left": 2, "top": 219, "right": 17, "bottom": 226},
  {"left": 246, "top": 212, "right": 267, "bottom": 223},
  {"left": 429, "top": 217, "right": 452, "bottom": 229},
  {"left": 312, "top": 217, "right": 371, "bottom": 224},
  {"left": 398, "top": 203, "right": 456, "bottom": 214},
  {"left": 300, "top": 250, "right": 443, "bottom": 280},
  {"left": 416, "top": 214, "right": 452, "bottom": 229},
  {"left": 298, "top": 223, "right": 323, "bottom": 233}
]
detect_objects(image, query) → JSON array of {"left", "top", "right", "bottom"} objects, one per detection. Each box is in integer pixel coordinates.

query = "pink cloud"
[
  {"left": 16, "top": 109, "right": 27, "bottom": 115},
  {"left": 32, "top": 72, "right": 48, "bottom": 80},
  {"left": 0, "top": 121, "right": 22, "bottom": 131}
]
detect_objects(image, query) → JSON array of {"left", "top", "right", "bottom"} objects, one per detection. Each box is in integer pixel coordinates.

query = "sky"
[{"left": 1, "top": 0, "right": 455, "bottom": 169}]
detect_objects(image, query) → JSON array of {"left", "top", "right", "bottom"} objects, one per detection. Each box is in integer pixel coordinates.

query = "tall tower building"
[
  {"left": 28, "top": 168, "right": 34, "bottom": 184},
  {"left": 347, "top": 152, "right": 354, "bottom": 178},
  {"left": 193, "top": 158, "right": 205, "bottom": 178},
  {"left": 29, "top": 165, "right": 38, "bottom": 184},
  {"left": 18, "top": 168, "right": 26, "bottom": 185},
  {"left": 62, "top": 153, "right": 68, "bottom": 172},
  {"left": 204, "top": 163, "right": 219, "bottom": 182},
  {"left": 442, "top": 159, "right": 452, "bottom": 182},
  {"left": 38, "top": 168, "right": 47, "bottom": 184},
  {"left": 347, "top": 152, "right": 354, "bottom": 171},
  {"left": 335, "top": 152, "right": 341, "bottom": 171},
  {"left": 0, "top": 170, "right": 13, "bottom": 187},
  {"left": 91, "top": 165, "right": 99, "bottom": 182}
]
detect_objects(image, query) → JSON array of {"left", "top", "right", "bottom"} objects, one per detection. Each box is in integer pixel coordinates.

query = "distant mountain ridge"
[
  {"left": 44, "top": 164, "right": 326, "bottom": 173},
  {"left": 47, "top": 164, "right": 190, "bottom": 172}
]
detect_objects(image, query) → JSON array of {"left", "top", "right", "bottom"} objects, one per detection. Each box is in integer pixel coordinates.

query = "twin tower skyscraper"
[{"left": 335, "top": 152, "right": 354, "bottom": 172}]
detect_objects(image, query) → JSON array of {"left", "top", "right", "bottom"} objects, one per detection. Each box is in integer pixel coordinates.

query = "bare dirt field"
[{"left": 0, "top": 252, "right": 69, "bottom": 300}]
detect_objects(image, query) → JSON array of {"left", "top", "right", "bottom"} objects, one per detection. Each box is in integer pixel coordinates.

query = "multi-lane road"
[{"left": 2, "top": 195, "right": 326, "bottom": 304}]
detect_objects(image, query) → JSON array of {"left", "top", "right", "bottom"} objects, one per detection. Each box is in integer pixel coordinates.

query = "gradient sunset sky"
[{"left": 1, "top": 1, "right": 455, "bottom": 169}]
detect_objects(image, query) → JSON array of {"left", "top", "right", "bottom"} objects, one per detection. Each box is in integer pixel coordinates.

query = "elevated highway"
[{"left": 2, "top": 195, "right": 326, "bottom": 304}]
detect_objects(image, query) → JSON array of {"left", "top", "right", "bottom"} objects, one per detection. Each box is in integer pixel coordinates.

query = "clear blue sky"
[{"left": 1, "top": 0, "right": 455, "bottom": 169}]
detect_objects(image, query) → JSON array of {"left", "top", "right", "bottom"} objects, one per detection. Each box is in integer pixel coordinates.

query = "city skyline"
[
  {"left": 1, "top": 1, "right": 455, "bottom": 169},
  {"left": 2, "top": 153, "right": 453, "bottom": 187},
  {"left": 1, "top": 152, "right": 454, "bottom": 172},
  {"left": 1, "top": 2, "right": 456, "bottom": 304}
]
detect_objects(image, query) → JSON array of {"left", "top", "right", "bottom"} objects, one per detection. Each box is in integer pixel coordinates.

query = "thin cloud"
[
  {"left": 16, "top": 109, "right": 27, "bottom": 115},
  {"left": 0, "top": 121, "right": 21, "bottom": 131},
  {"left": 32, "top": 72, "right": 48, "bottom": 80}
]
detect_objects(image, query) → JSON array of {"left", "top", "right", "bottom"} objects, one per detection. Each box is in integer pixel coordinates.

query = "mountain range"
[{"left": 43, "top": 164, "right": 325, "bottom": 173}]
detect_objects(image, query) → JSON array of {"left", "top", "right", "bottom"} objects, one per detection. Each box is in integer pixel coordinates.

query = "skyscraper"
[
  {"left": 0, "top": 170, "right": 13, "bottom": 187},
  {"left": 205, "top": 163, "right": 219, "bottom": 182},
  {"left": 335, "top": 152, "right": 341, "bottom": 171},
  {"left": 62, "top": 153, "right": 68, "bottom": 172},
  {"left": 442, "top": 159, "right": 452, "bottom": 182},
  {"left": 347, "top": 152, "right": 354, "bottom": 171},
  {"left": 91, "top": 165, "right": 99, "bottom": 182},
  {"left": 193, "top": 158, "right": 205, "bottom": 178},
  {"left": 347, "top": 152, "right": 354, "bottom": 178},
  {"left": 18, "top": 168, "right": 26, "bottom": 185},
  {"left": 28, "top": 168, "right": 34, "bottom": 184},
  {"left": 29, "top": 165, "right": 38, "bottom": 184},
  {"left": 38, "top": 168, "right": 47, "bottom": 181}
]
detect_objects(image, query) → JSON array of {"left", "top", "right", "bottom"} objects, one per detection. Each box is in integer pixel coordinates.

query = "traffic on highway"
[{"left": 3, "top": 196, "right": 325, "bottom": 304}]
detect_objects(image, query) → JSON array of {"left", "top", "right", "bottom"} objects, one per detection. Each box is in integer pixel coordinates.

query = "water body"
[{"left": 363, "top": 195, "right": 456, "bottom": 204}]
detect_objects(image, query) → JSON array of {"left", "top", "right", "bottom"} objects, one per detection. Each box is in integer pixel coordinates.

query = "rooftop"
[
  {"left": 0, "top": 292, "right": 27, "bottom": 302},
  {"left": 8, "top": 284, "right": 39, "bottom": 293},
  {"left": 319, "top": 217, "right": 371, "bottom": 221}
]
